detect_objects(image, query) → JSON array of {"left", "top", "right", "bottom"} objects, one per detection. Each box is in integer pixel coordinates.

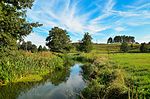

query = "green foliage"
[
  {"left": 46, "top": 27, "right": 71, "bottom": 52},
  {"left": 113, "top": 35, "right": 135, "bottom": 43},
  {"left": 2, "top": 0, "right": 35, "bottom": 9},
  {"left": 79, "top": 32, "right": 93, "bottom": 53},
  {"left": 38, "top": 45, "right": 43, "bottom": 52},
  {"left": 42, "top": 46, "right": 48, "bottom": 51},
  {"left": 80, "top": 52, "right": 150, "bottom": 98},
  {"left": 0, "top": 1, "right": 42, "bottom": 51},
  {"left": 111, "top": 53, "right": 150, "bottom": 97},
  {"left": 37, "top": 45, "right": 48, "bottom": 52},
  {"left": 140, "top": 43, "right": 150, "bottom": 53},
  {"left": 81, "top": 53, "right": 128, "bottom": 99},
  {"left": 107, "top": 37, "right": 113, "bottom": 44},
  {"left": 0, "top": 51, "right": 64, "bottom": 84},
  {"left": 19, "top": 41, "right": 37, "bottom": 52},
  {"left": 120, "top": 42, "right": 129, "bottom": 52},
  {"left": 31, "top": 44, "right": 37, "bottom": 53}
]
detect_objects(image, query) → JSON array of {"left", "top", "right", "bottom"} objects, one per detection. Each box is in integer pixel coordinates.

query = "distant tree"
[
  {"left": 42, "top": 46, "right": 48, "bottom": 51},
  {"left": 120, "top": 42, "right": 129, "bottom": 52},
  {"left": 20, "top": 41, "right": 27, "bottom": 50},
  {"left": 113, "top": 35, "right": 135, "bottom": 43},
  {"left": 46, "top": 27, "right": 71, "bottom": 52},
  {"left": 38, "top": 45, "right": 43, "bottom": 52},
  {"left": 135, "top": 42, "right": 139, "bottom": 44},
  {"left": 140, "top": 43, "right": 150, "bottom": 53},
  {"left": 140, "top": 43, "right": 146, "bottom": 52},
  {"left": 31, "top": 44, "right": 37, "bottom": 53},
  {"left": 130, "top": 36, "right": 135, "bottom": 43},
  {"left": 107, "top": 37, "right": 113, "bottom": 44},
  {"left": 114, "top": 36, "right": 122, "bottom": 43},
  {"left": 79, "top": 32, "right": 92, "bottom": 53},
  {"left": 19, "top": 41, "right": 37, "bottom": 52},
  {"left": 26, "top": 41, "right": 32, "bottom": 51}
]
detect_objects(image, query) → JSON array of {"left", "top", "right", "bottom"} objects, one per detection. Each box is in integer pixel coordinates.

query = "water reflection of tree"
[
  {"left": 0, "top": 68, "right": 70, "bottom": 99},
  {"left": 49, "top": 68, "right": 70, "bottom": 86},
  {"left": 0, "top": 81, "right": 45, "bottom": 99},
  {"left": 0, "top": 62, "right": 72, "bottom": 99}
]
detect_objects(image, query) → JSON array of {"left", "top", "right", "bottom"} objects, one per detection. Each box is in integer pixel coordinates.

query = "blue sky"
[{"left": 25, "top": 0, "right": 150, "bottom": 46}]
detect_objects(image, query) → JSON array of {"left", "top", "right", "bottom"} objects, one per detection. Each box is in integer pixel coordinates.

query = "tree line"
[
  {"left": 0, "top": 0, "right": 149, "bottom": 54},
  {"left": 107, "top": 35, "right": 135, "bottom": 44},
  {"left": 140, "top": 42, "right": 150, "bottom": 53},
  {"left": 18, "top": 41, "right": 48, "bottom": 52},
  {"left": 46, "top": 27, "right": 93, "bottom": 53},
  {"left": 120, "top": 42, "right": 150, "bottom": 53},
  {"left": 0, "top": 0, "right": 92, "bottom": 54}
]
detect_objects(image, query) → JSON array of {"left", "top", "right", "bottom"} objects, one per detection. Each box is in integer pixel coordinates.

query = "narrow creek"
[{"left": 0, "top": 64, "right": 86, "bottom": 99}]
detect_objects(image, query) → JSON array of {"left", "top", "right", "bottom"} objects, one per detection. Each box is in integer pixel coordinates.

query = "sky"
[{"left": 25, "top": 0, "right": 150, "bottom": 46}]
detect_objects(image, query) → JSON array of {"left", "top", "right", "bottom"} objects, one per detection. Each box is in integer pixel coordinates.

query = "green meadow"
[
  {"left": 77, "top": 44, "right": 150, "bottom": 99},
  {"left": 111, "top": 53, "right": 150, "bottom": 95}
]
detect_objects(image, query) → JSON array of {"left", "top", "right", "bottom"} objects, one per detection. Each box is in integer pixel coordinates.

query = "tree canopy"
[
  {"left": 19, "top": 41, "right": 37, "bottom": 52},
  {"left": 0, "top": 0, "right": 42, "bottom": 51},
  {"left": 38, "top": 45, "right": 43, "bottom": 52},
  {"left": 107, "top": 37, "right": 113, "bottom": 44},
  {"left": 107, "top": 35, "right": 135, "bottom": 44},
  {"left": 46, "top": 27, "right": 71, "bottom": 52},
  {"left": 79, "top": 32, "right": 92, "bottom": 53}
]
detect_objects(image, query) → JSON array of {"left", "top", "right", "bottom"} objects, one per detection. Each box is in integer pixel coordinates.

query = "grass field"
[
  {"left": 79, "top": 45, "right": 150, "bottom": 98},
  {"left": 110, "top": 53, "right": 150, "bottom": 95},
  {"left": 92, "top": 43, "right": 140, "bottom": 53},
  {"left": 0, "top": 43, "right": 149, "bottom": 98}
]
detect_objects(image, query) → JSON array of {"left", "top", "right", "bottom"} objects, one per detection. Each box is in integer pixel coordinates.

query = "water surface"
[{"left": 0, "top": 64, "right": 86, "bottom": 99}]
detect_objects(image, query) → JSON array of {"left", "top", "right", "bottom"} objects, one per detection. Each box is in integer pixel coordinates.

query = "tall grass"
[
  {"left": 0, "top": 51, "right": 64, "bottom": 84},
  {"left": 79, "top": 52, "right": 128, "bottom": 99},
  {"left": 80, "top": 52, "right": 150, "bottom": 98}
]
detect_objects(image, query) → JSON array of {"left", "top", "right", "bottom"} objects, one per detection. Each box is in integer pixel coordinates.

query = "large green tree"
[
  {"left": 79, "top": 32, "right": 92, "bottom": 53},
  {"left": 46, "top": 27, "right": 71, "bottom": 52},
  {"left": 0, "top": 0, "right": 41, "bottom": 51}
]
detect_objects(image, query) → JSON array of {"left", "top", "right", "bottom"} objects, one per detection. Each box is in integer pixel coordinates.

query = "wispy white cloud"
[
  {"left": 25, "top": 0, "right": 150, "bottom": 45},
  {"left": 114, "top": 27, "right": 125, "bottom": 32},
  {"left": 27, "top": 0, "right": 112, "bottom": 35}
]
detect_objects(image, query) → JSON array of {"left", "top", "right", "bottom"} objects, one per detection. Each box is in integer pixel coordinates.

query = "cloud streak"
[{"left": 25, "top": 0, "right": 150, "bottom": 46}]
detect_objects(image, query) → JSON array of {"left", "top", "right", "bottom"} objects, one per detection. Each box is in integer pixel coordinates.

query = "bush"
[
  {"left": 120, "top": 42, "right": 129, "bottom": 52},
  {"left": 140, "top": 43, "right": 150, "bottom": 53}
]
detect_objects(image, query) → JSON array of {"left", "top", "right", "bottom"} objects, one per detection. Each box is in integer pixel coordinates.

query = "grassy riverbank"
[
  {"left": 0, "top": 44, "right": 149, "bottom": 98},
  {"left": 79, "top": 52, "right": 150, "bottom": 99},
  {"left": 0, "top": 51, "right": 66, "bottom": 85}
]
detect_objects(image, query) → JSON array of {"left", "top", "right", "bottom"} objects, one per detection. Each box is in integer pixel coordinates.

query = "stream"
[{"left": 0, "top": 64, "right": 86, "bottom": 99}]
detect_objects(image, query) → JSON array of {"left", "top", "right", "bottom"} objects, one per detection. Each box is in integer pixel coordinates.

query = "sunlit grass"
[
  {"left": 0, "top": 51, "right": 64, "bottom": 84},
  {"left": 110, "top": 53, "right": 150, "bottom": 94}
]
